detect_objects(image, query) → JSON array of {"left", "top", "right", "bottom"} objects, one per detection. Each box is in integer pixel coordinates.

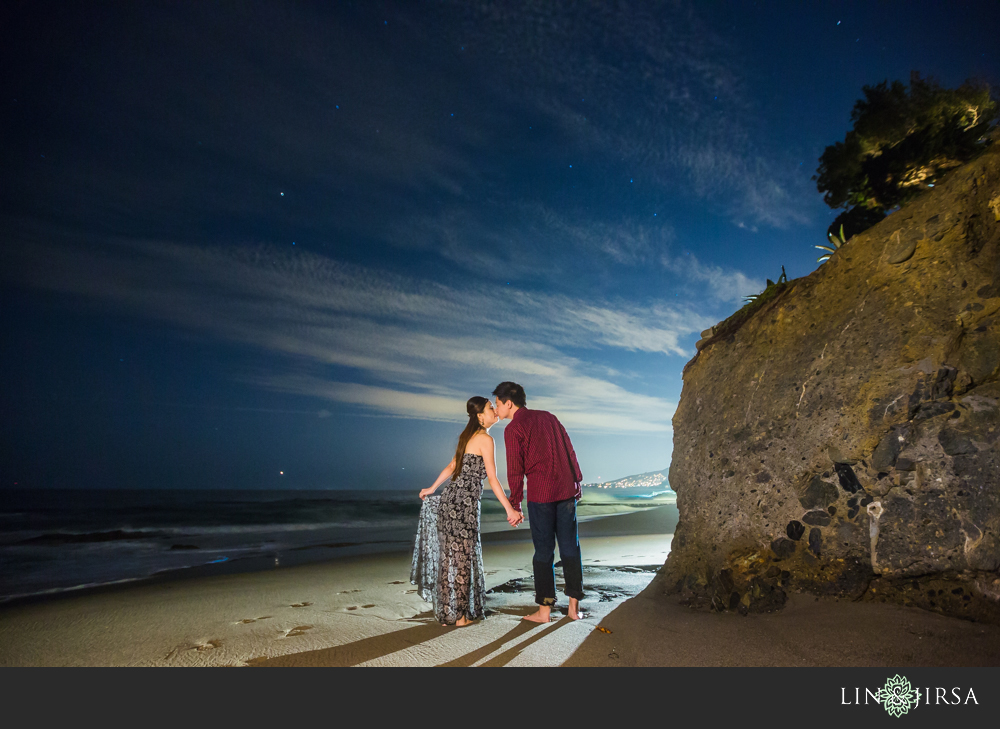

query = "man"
[{"left": 492, "top": 381, "right": 584, "bottom": 622}]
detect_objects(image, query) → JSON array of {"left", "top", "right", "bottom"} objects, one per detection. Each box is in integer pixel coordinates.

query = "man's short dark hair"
[{"left": 492, "top": 381, "right": 526, "bottom": 408}]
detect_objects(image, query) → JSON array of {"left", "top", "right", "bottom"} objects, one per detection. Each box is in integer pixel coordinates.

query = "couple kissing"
[{"left": 411, "top": 381, "right": 584, "bottom": 627}]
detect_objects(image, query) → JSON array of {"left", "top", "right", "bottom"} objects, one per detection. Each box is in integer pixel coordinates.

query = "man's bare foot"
[
  {"left": 522, "top": 606, "right": 551, "bottom": 623},
  {"left": 568, "top": 597, "right": 584, "bottom": 620}
]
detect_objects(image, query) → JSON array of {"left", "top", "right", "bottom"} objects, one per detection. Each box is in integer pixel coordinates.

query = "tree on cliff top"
[{"left": 815, "top": 72, "right": 997, "bottom": 238}]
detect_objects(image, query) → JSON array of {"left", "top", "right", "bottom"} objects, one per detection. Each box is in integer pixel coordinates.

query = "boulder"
[{"left": 663, "top": 139, "right": 1000, "bottom": 621}]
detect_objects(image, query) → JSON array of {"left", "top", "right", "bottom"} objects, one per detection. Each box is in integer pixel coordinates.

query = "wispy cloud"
[
  {"left": 399, "top": 202, "right": 763, "bottom": 308},
  {"left": 6, "top": 0, "right": 812, "bottom": 284},
  {"left": 673, "top": 141, "right": 812, "bottom": 228},
  {"left": 432, "top": 0, "right": 814, "bottom": 229},
  {"left": 400, "top": 204, "right": 675, "bottom": 279},
  {"left": 7, "top": 232, "right": 707, "bottom": 432},
  {"left": 661, "top": 252, "right": 765, "bottom": 304}
]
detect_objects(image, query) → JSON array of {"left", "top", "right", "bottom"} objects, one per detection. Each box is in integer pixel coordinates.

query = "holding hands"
[{"left": 506, "top": 509, "right": 523, "bottom": 528}]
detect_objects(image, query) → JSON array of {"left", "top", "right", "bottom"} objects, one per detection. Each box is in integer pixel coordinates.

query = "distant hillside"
[{"left": 583, "top": 469, "right": 671, "bottom": 491}]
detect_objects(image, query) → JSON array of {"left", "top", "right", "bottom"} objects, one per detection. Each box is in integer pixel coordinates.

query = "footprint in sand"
[
  {"left": 405, "top": 589, "right": 418, "bottom": 594},
  {"left": 388, "top": 580, "right": 405, "bottom": 584},
  {"left": 346, "top": 606, "right": 358, "bottom": 611},
  {"left": 338, "top": 589, "right": 363, "bottom": 594},
  {"left": 235, "top": 615, "right": 273, "bottom": 624},
  {"left": 290, "top": 602, "right": 313, "bottom": 608},
  {"left": 165, "top": 639, "right": 223, "bottom": 660},
  {"left": 282, "top": 625, "right": 313, "bottom": 638},
  {"left": 362, "top": 604, "right": 376, "bottom": 608}
]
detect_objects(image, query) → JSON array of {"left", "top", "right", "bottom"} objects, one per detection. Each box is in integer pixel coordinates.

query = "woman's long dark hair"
[{"left": 452, "top": 396, "right": 489, "bottom": 479}]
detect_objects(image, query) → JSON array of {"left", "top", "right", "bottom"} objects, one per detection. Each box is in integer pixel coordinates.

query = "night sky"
[{"left": 2, "top": 1, "right": 998, "bottom": 491}]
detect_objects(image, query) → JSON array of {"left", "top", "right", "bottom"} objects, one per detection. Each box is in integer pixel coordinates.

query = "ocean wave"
[
  {"left": 159, "top": 519, "right": 414, "bottom": 536},
  {"left": 7, "top": 519, "right": 417, "bottom": 546},
  {"left": 14, "top": 529, "right": 171, "bottom": 546},
  {"left": 0, "top": 576, "right": 148, "bottom": 603}
]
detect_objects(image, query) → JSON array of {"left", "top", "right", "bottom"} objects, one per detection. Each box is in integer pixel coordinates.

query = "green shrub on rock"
[
  {"left": 815, "top": 225, "right": 846, "bottom": 263},
  {"left": 814, "top": 72, "right": 996, "bottom": 236}
]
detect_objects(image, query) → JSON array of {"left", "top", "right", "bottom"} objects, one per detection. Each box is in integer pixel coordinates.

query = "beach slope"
[{"left": 565, "top": 572, "right": 1000, "bottom": 666}]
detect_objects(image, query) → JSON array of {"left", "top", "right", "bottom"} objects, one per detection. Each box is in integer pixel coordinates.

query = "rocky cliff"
[{"left": 664, "top": 137, "right": 1000, "bottom": 622}]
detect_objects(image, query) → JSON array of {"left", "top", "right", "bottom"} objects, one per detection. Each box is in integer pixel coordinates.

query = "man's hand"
[{"left": 507, "top": 510, "right": 524, "bottom": 527}]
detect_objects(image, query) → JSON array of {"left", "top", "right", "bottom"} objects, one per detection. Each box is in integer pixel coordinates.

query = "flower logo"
[{"left": 879, "top": 675, "right": 918, "bottom": 717}]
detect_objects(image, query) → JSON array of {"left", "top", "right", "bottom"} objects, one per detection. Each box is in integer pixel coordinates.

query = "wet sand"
[
  {"left": 6, "top": 500, "right": 996, "bottom": 667},
  {"left": 0, "top": 507, "right": 674, "bottom": 667}
]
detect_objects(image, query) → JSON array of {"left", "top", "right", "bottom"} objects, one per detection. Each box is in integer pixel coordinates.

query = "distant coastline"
[{"left": 582, "top": 468, "right": 670, "bottom": 491}]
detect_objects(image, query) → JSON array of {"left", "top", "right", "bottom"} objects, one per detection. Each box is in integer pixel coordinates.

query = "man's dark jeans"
[{"left": 527, "top": 498, "right": 584, "bottom": 606}]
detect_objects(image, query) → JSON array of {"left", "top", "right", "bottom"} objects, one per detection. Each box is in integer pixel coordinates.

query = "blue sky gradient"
[{"left": 2, "top": 1, "right": 998, "bottom": 489}]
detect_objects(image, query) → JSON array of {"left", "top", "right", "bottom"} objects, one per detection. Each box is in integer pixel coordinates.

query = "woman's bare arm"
[
  {"left": 476, "top": 436, "right": 523, "bottom": 526},
  {"left": 419, "top": 459, "right": 456, "bottom": 500}
]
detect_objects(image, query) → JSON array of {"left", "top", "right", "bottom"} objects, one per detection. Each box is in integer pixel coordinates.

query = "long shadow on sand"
[
  {"left": 476, "top": 616, "right": 576, "bottom": 667},
  {"left": 436, "top": 618, "right": 540, "bottom": 667},
  {"left": 248, "top": 621, "right": 446, "bottom": 667},
  {"left": 436, "top": 614, "right": 578, "bottom": 667}
]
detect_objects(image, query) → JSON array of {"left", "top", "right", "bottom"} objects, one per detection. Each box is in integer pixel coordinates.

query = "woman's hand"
[
  {"left": 419, "top": 487, "right": 435, "bottom": 500},
  {"left": 506, "top": 509, "right": 523, "bottom": 527}
]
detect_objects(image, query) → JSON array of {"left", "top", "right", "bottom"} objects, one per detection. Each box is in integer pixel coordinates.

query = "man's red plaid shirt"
[{"left": 503, "top": 407, "right": 583, "bottom": 512}]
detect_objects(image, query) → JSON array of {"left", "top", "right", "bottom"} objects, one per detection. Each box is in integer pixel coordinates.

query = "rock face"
[{"left": 664, "top": 139, "right": 1000, "bottom": 622}]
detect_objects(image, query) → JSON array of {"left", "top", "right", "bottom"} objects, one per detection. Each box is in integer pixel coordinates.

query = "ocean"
[{"left": 0, "top": 487, "right": 674, "bottom": 603}]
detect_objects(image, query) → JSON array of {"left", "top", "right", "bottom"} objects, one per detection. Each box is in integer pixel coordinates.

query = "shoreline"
[
  {"left": 0, "top": 506, "right": 675, "bottom": 667},
  {"left": 11, "top": 499, "right": 997, "bottom": 668},
  {"left": 0, "top": 494, "right": 675, "bottom": 609},
  {"left": 0, "top": 537, "right": 416, "bottom": 611}
]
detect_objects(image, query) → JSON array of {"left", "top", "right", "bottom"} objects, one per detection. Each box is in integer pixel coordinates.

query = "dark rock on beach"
[
  {"left": 662, "top": 136, "right": 1000, "bottom": 623},
  {"left": 871, "top": 429, "right": 903, "bottom": 471},
  {"left": 770, "top": 538, "right": 796, "bottom": 559},
  {"left": 802, "top": 510, "right": 832, "bottom": 527},
  {"left": 834, "top": 463, "right": 864, "bottom": 494},
  {"left": 799, "top": 476, "right": 839, "bottom": 510},
  {"left": 808, "top": 528, "right": 822, "bottom": 556},
  {"left": 785, "top": 520, "right": 805, "bottom": 541}
]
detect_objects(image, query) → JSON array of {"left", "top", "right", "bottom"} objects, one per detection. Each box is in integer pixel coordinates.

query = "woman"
[{"left": 417, "top": 396, "right": 522, "bottom": 626}]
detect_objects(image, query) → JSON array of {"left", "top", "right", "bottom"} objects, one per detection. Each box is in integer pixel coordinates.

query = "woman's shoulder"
[{"left": 466, "top": 432, "right": 493, "bottom": 452}]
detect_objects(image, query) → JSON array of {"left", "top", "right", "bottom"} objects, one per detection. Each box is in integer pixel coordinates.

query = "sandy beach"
[
  {"left": 0, "top": 506, "right": 673, "bottom": 667},
  {"left": 566, "top": 572, "right": 1000, "bottom": 667},
  {"left": 4, "top": 502, "right": 1000, "bottom": 668}
]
